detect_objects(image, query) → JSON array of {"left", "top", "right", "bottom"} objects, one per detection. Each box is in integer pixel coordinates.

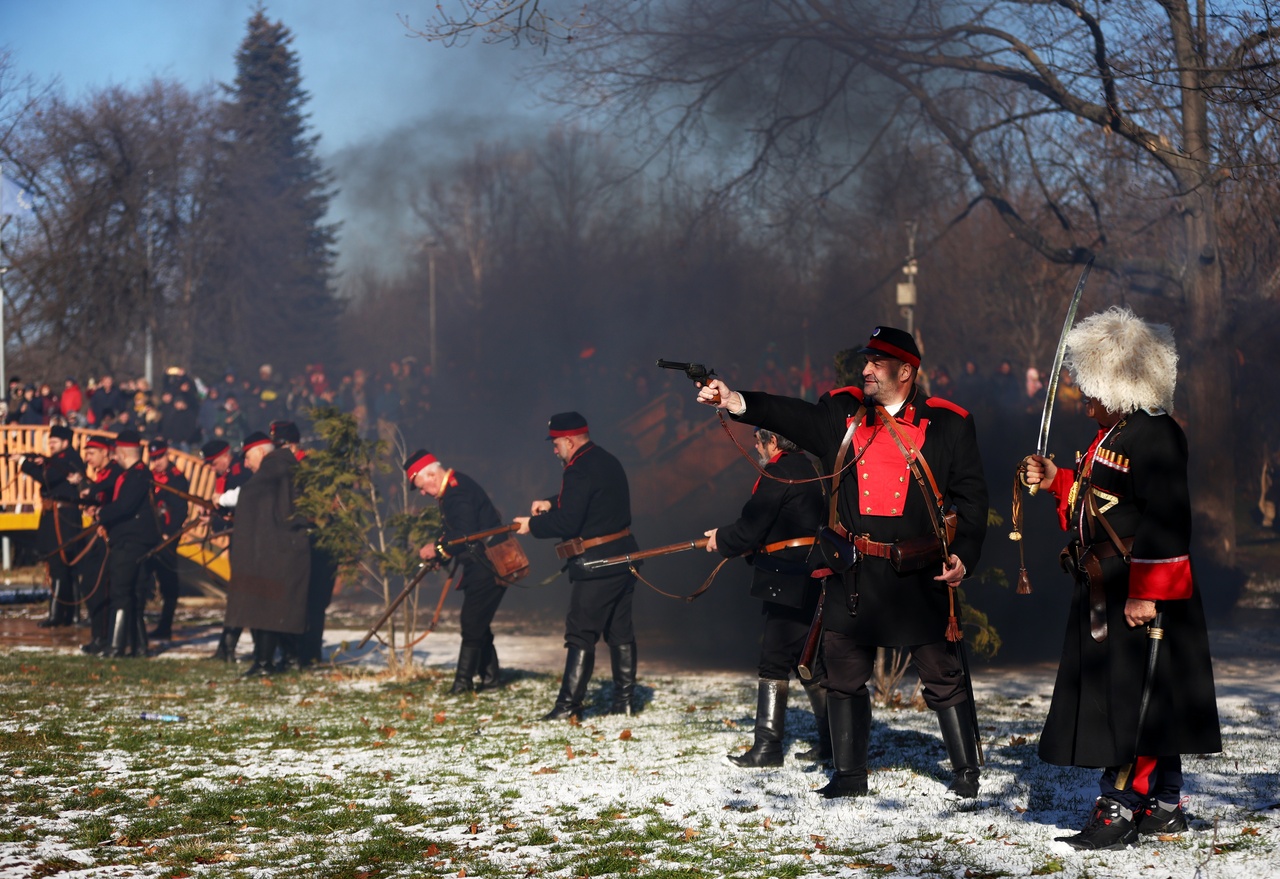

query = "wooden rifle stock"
[
  {"left": 141, "top": 517, "right": 205, "bottom": 560},
  {"left": 796, "top": 586, "right": 826, "bottom": 681},
  {"left": 580, "top": 537, "right": 709, "bottom": 571},
  {"left": 442, "top": 522, "right": 518, "bottom": 548},
  {"left": 357, "top": 561, "right": 439, "bottom": 649},
  {"left": 155, "top": 480, "right": 218, "bottom": 513}
]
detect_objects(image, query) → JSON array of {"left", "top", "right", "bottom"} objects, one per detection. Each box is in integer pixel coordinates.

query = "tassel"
[
  {"left": 1016, "top": 565, "right": 1032, "bottom": 595},
  {"left": 944, "top": 582, "right": 962, "bottom": 642}
]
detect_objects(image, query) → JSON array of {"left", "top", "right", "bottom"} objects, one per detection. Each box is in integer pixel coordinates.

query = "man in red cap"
[
  {"left": 146, "top": 437, "right": 189, "bottom": 641},
  {"left": 515, "top": 412, "right": 641, "bottom": 719},
  {"left": 407, "top": 450, "right": 516, "bottom": 692},
  {"left": 97, "top": 429, "right": 161, "bottom": 658},
  {"left": 19, "top": 424, "right": 85, "bottom": 628},
  {"left": 76, "top": 435, "right": 121, "bottom": 654},
  {"left": 696, "top": 326, "right": 989, "bottom": 799},
  {"left": 223, "top": 432, "right": 310, "bottom": 675}
]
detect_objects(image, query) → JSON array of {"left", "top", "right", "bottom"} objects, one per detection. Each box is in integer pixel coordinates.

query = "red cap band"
[
  {"left": 865, "top": 338, "right": 920, "bottom": 367},
  {"left": 406, "top": 453, "right": 437, "bottom": 481},
  {"left": 243, "top": 436, "right": 272, "bottom": 454},
  {"left": 548, "top": 426, "right": 589, "bottom": 438}
]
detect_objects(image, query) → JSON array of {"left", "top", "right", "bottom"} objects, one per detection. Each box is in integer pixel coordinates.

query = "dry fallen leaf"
[
  {"left": 147, "top": 795, "right": 162, "bottom": 808},
  {"left": 683, "top": 828, "right": 700, "bottom": 841},
  {"left": 424, "top": 844, "right": 439, "bottom": 857},
  {"left": 566, "top": 745, "right": 575, "bottom": 760},
  {"left": 434, "top": 712, "right": 447, "bottom": 724},
  {"left": 534, "top": 767, "right": 558, "bottom": 775},
  {"left": 619, "top": 729, "right": 632, "bottom": 741},
  {"left": 468, "top": 823, "right": 480, "bottom": 834},
  {"left": 763, "top": 817, "right": 772, "bottom": 829},
  {"left": 380, "top": 725, "right": 397, "bottom": 739}
]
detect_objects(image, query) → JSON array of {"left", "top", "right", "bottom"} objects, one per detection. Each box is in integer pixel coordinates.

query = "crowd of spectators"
[{"left": 0, "top": 358, "right": 436, "bottom": 454}]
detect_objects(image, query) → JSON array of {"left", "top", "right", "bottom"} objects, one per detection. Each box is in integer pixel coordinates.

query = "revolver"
[{"left": 656, "top": 359, "right": 717, "bottom": 387}]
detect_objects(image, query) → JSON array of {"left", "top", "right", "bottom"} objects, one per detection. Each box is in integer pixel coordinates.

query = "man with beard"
[
  {"left": 696, "top": 326, "right": 989, "bottom": 799},
  {"left": 705, "top": 428, "right": 827, "bottom": 767},
  {"left": 407, "top": 450, "right": 512, "bottom": 693},
  {"left": 19, "top": 425, "right": 86, "bottom": 628},
  {"left": 514, "top": 412, "right": 641, "bottom": 719},
  {"left": 223, "top": 432, "right": 310, "bottom": 676},
  {"left": 96, "top": 429, "right": 161, "bottom": 658},
  {"left": 146, "top": 437, "right": 189, "bottom": 641},
  {"left": 1023, "top": 307, "right": 1220, "bottom": 850}
]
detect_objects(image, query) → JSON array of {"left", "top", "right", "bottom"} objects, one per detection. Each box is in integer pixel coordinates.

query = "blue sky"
[{"left": 1, "top": 0, "right": 550, "bottom": 154}]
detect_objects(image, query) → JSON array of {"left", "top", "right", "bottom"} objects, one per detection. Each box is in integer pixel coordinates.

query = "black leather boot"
[
  {"left": 242, "top": 630, "right": 277, "bottom": 677},
  {"left": 451, "top": 643, "right": 483, "bottom": 694},
  {"left": 542, "top": 646, "right": 594, "bottom": 720},
  {"left": 478, "top": 642, "right": 501, "bottom": 690},
  {"left": 729, "top": 679, "right": 787, "bottom": 767},
  {"left": 608, "top": 642, "right": 637, "bottom": 715},
  {"left": 150, "top": 594, "right": 177, "bottom": 641},
  {"left": 209, "top": 627, "right": 242, "bottom": 662},
  {"left": 132, "top": 610, "right": 150, "bottom": 658},
  {"left": 816, "top": 692, "right": 871, "bottom": 798},
  {"left": 108, "top": 609, "right": 130, "bottom": 658},
  {"left": 81, "top": 606, "right": 110, "bottom": 654},
  {"left": 937, "top": 702, "right": 981, "bottom": 798},
  {"left": 795, "top": 680, "right": 832, "bottom": 762}
]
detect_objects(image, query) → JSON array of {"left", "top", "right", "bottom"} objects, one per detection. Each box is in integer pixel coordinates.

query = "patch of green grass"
[{"left": 1030, "top": 858, "right": 1065, "bottom": 875}]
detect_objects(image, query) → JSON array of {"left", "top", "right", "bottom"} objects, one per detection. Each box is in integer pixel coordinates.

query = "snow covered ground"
[{"left": 0, "top": 618, "right": 1278, "bottom": 878}]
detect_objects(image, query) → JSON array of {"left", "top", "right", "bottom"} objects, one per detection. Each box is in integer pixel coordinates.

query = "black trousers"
[
  {"left": 107, "top": 540, "right": 150, "bottom": 622},
  {"left": 564, "top": 571, "right": 636, "bottom": 650},
  {"left": 45, "top": 554, "right": 77, "bottom": 625},
  {"left": 458, "top": 567, "right": 506, "bottom": 651},
  {"left": 149, "top": 545, "right": 180, "bottom": 612},
  {"left": 758, "top": 600, "right": 817, "bottom": 680},
  {"left": 822, "top": 630, "right": 966, "bottom": 710}
]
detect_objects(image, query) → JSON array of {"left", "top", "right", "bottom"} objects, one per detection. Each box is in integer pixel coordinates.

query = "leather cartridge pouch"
[
  {"left": 817, "top": 526, "right": 858, "bottom": 574},
  {"left": 888, "top": 509, "right": 957, "bottom": 573},
  {"left": 486, "top": 537, "right": 530, "bottom": 583},
  {"left": 554, "top": 537, "right": 585, "bottom": 560}
]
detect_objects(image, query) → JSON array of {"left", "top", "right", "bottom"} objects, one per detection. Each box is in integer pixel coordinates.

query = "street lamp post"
[{"left": 896, "top": 220, "right": 919, "bottom": 335}]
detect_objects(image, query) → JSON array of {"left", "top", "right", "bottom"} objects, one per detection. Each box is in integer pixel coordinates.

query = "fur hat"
[{"left": 1064, "top": 306, "right": 1177, "bottom": 414}]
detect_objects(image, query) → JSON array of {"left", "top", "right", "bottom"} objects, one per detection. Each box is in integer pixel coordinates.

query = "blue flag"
[{"left": 0, "top": 174, "right": 35, "bottom": 221}]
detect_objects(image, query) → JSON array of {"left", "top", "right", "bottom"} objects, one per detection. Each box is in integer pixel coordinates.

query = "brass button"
[
  {"left": 863, "top": 473, "right": 870, "bottom": 480},
  {"left": 890, "top": 508, "right": 897, "bottom": 514},
  {"left": 894, "top": 492, "right": 901, "bottom": 498},
  {"left": 865, "top": 506, "right": 872, "bottom": 513},
  {"left": 864, "top": 489, "right": 870, "bottom": 496}
]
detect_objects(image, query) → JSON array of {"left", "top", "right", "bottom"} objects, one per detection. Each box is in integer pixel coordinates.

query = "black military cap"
[
  {"left": 270, "top": 420, "right": 300, "bottom": 445},
  {"left": 856, "top": 326, "right": 921, "bottom": 368},
  {"left": 547, "top": 411, "right": 589, "bottom": 440},
  {"left": 201, "top": 440, "right": 230, "bottom": 462},
  {"left": 115, "top": 428, "right": 142, "bottom": 448},
  {"left": 50, "top": 425, "right": 74, "bottom": 442},
  {"left": 149, "top": 436, "right": 170, "bottom": 455}
]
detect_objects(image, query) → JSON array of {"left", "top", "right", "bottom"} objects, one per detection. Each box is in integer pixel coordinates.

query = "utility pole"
[
  {"left": 424, "top": 239, "right": 439, "bottom": 376},
  {"left": 144, "top": 171, "right": 155, "bottom": 387},
  {"left": 897, "top": 220, "right": 918, "bottom": 335}
]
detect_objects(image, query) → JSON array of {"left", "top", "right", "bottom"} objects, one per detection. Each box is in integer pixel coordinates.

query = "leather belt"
[
  {"left": 852, "top": 534, "right": 894, "bottom": 560},
  {"left": 1086, "top": 538, "right": 1133, "bottom": 562},
  {"left": 578, "top": 528, "right": 631, "bottom": 551},
  {"left": 555, "top": 528, "right": 632, "bottom": 560},
  {"left": 762, "top": 536, "right": 816, "bottom": 554}
]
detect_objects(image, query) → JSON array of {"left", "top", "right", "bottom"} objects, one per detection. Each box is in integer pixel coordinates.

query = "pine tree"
[{"left": 198, "top": 7, "right": 340, "bottom": 378}]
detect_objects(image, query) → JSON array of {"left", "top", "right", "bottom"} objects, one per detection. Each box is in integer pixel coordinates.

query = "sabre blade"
[{"left": 1035, "top": 257, "right": 1094, "bottom": 457}]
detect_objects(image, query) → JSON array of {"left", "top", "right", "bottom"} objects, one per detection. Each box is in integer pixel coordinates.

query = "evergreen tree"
[{"left": 198, "top": 7, "right": 340, "bottom": 378}]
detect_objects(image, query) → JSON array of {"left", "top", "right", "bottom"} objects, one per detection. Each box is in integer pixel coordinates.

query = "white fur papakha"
[{"left": 1064, "top": 306, "right": 1178, "bottom": 414}]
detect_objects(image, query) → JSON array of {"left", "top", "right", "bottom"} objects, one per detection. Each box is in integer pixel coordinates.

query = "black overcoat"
[
  {"left": 714, "top": 450, "right": 824, "bottom": 609},
  {"left": 21, "top": 449, "right": 85, "bottom": 555},
  {"left": 1038, "top": 409, "right": 1221, "bottom": 766},
  {"left": 736, "top": 384, "right": 988, "bottom": 645},
  {"left": 437, "top": 469, "right": 506, "bottom": 589},
  {"left": 224, "top": 449, "right": 311, "bottom": 634}
]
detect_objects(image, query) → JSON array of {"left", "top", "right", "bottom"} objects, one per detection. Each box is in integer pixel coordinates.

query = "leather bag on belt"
[{"left": 554, "top": 528, "right": 631, "bottom": 560}]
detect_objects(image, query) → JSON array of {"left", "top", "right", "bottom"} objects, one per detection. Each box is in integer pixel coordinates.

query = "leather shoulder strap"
[
  {"left": 828, "top": 405, "right": 866, "bottom": 528},
  {"left": 874, "top": 405, "right": 948, "bottom": 552}
]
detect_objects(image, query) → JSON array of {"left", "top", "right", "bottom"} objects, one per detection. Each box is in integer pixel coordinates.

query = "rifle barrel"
[
  {"left": 356, "top": 561, "right": 439, "bottom": 649},
  {"left": 154, "top": 480, "right": 217, "bottom": 512},
  {"left": 582, "top": 537, "right": 709, "bottom": 570}
]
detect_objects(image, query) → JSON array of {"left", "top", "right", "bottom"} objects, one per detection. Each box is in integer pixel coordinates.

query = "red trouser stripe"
[{"left": 1131, "top": 756, "right": 1158, "bottom": 796}]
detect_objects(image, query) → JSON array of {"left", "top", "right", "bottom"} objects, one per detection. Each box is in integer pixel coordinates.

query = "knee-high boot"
[
  {"left": 451, "top": 643, "right": 483, "bottom": 694},
  {"left": 937, "top": 702, "right": 981, "bottom": 798},
  {"left": 728, "top": 679, "right": 787, "bottom": 767},
  {"left": 816, "top": 692, "right": 871, "bottom": 798},
  {"left": 108, "top": 609, "right": 130, "bottom": 659},
  {"left": 795, "top": 680, "right": 832, "bottom": 762},
  {"left": 478, "top": 641, "right": 501, "bottom": 690},
  {"left": 608, "top": 642, "right": 637, "bottom": 715},
  {"left": 209, "top": 627, "right": 242, "bottom": 662},
  {"left": 542, "top": 646, "right": 594, "bottom": 721},
  {"left": 243, "top": 630, "right": 276, "bottom": 677}
]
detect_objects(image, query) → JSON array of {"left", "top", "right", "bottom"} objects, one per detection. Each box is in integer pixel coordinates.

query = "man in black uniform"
[
  {"left": 97, "top": 429, "right": 161, "bottom": 658},
  {"left": 407, "top": 449, "right": 512, "bottom": 693},
  {"left": 203, "top": 439, "right": 251, "bottom": 661},
  {"left": 146, "top": 437, "right": 189, "bottom": 641},
  {"left": 697, "top": 327, "right": 989, "bottom": 798},
  {"left": 515, "top": 412, "right": 641, "bottom": 719},
  {"left": 19, "top": 424, "right": 86, "bottom": 628},
  {"left": 1024, "top": 307, "right": 1220, "bottom": 849},
  {"left": 78, "top": 436, "right": 121, "bottom": 654},
  {"left": 706, "top": 428, "right": 827, "bottom": 767}
]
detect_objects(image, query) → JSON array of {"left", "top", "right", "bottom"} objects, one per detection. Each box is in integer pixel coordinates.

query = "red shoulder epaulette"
[
  {"left": 926, "top": 396, "right": 970, "bottom": 418},
  {"left": 828, "top": 385, "right": 864, "bottom": 400}
]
